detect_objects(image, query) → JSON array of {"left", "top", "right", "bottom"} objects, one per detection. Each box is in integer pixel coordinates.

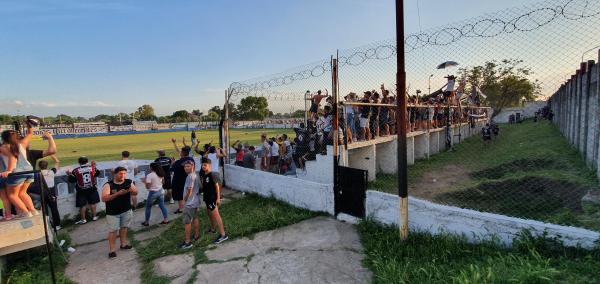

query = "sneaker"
[
  {"left": 173, "top": 209, "right": 182, "bottom": 214},
  {"left": 55, "top": 226, "right": 62, "bottom": 231},
  {"left": 213, "top": 234, "right": 229, "bottom": 244},
  {"left": 75, "top": 219, "right": 87, "bottom": 225},
  {"left": 193, "top": 235, "right": 200, "bottom": 242},
  {"left": 31, "top": 210, "right": 40, "bottom": 216},
  {"left": 108, "top": 252, "right": 117, "bottom": 258},
  {"left": 179, "top": 242, "right": 193, "bottom": 249},
  {"left": 169, "top": 199, "right": 175, "bottom": 204},
  {"left": 141, "top": 222, "right": 149, "bottom": 227},
  {"left": 120, "top": 244, "right": 133, "bottom": 250},
  {"left": 92, "top": 216, "right": 99, "bottom": 221},
  {"left": 3, "top": 215, "right": 13, "bottom": 221}
]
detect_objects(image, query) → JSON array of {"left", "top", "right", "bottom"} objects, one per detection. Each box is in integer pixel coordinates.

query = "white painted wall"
[
  {"left": 224, "top": 164, "right": 334, "bottom": 215},
  {"left": 365, "top": 190, "right": 600, "bottom": 248}
]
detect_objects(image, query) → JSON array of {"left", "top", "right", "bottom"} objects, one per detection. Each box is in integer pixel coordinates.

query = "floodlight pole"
[{"left": 395, "top": 0, "right": 409, "bottom": 241}]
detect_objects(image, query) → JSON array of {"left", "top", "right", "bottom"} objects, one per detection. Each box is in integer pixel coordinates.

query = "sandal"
[
  {"left": 160, "top": 220, "right": 170, "bottom": 225},
  {"left": 141, "top": 222, "right": 149, "bottom": 227}
]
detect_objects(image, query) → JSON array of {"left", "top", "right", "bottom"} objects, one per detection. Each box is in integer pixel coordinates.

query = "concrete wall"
[
  {"left": 549, "top": 58, "right": 600, "bottom": 179},
  {"left": 493, "top": 108, "right": 523, "bottom": 123},
  {"left": 224, "top": 164, "right": 334, "bottom": 215},
  {"left": 365, "top": 190, "right": 600, "bottom": 248},
  {"left": 299, "top": 145, "right": 334, "bottom": 184}
]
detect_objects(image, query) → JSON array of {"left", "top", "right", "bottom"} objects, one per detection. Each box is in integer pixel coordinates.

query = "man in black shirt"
[
  {"left": 171, "top": 146, "right": 195, "bottom": 214},
  {"left": 154, "top": 150, "right": 173, "bottom": 204},
  {"left": 101, "top": 167, "right": 138, "bottom": 258}
]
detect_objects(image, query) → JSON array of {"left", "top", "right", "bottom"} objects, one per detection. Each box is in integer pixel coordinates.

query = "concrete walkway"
[
  {"left": 64, "top": 190, "right": 371, "bottom": 284},
  {"left": 154, "top": 216, "right": 372, "bottom": 284},
  {"left": 65, "top": 188, "right": 241, "bottom": 284}
]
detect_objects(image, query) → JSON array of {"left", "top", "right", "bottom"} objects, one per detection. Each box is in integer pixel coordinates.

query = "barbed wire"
[{"left": 229, "top": 0, "right": 600, "bottom": 98}]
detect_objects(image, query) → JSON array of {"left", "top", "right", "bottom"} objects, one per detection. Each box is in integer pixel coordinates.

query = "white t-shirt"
[
  {"left": 117, "top": 159, "right": 137, "bottom": 180},
  {"left": 41, "top": 169, "right": 56, "bottom": 188},
  {"left": 144, "top": 172, "right": 163, "bottom": 192},
  {"left": 270, "top": 143, "right": 279, "bottom": 157},
  {"left": 446, "top": 79, "right": 455, "bottom": 92},
  {"left": 345, "top": 104, "right": 354, "bottom": 114},
  {"left": 207, "top": 153, "right": 220, "bottom": 173},
  {"left": 262, "top": 141, "right": 271, "bottom": 158}
]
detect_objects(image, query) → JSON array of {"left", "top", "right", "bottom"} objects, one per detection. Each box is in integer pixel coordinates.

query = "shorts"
[
  {"left": 182, "top": 207, "right": 198, "bottom": 224},
  {"left": 172, "top": 184, "right": 184, "bottom": 201},
  {"left": 6, "top": 173, "right": 35, "bottom": 187},
  {"left": 106, "top": 210, "right": 132, "bottom": 232},
  {"left": 204, "top": 196, "right": 217, "bottom": 211},
  {"left": 359, "top": 117, "right": 369, "bottom": 128},
  {"left": 0, "top": 178, "right": 5, "bottom": 190},
  {"left": 75, "top": 188, "right": 100, "bottom": 207},
  {"left": 309, "top": 103, "right": 318, "bottom": 113}
]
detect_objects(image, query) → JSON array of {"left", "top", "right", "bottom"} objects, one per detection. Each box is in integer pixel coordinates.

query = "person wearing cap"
[
  {"left": 154, "top": 150, "right": 174, "bottom": 204},
  {"left": 68, "top": 156, "right": 101, "bottom": 225},
  {"left": 101, "top": 166, "right": 138, "bottom": 258}
]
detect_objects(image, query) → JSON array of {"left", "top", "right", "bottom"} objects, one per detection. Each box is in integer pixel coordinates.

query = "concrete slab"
[
  {"left": 195, "top": 260, "right": 259, "bottom": 284},
  {"left": 69, "top": 202, "right": 183, "bottom": 246},
  {"left": 153, "top": 253, "right": 194, "bottom": 278},
  {"left": 201, "top": 217, "right": 371, "bottom": 284},
  {"left": 133, "top": 225, "right": 170, "bottom": 242},
  {"left": 65, "top": 240, "right": 141, "bottom": 284}
]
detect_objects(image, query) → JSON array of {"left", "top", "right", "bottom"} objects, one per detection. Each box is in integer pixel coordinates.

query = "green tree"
[
  {"left": 134, "top": 104, "right": 156, "bottom": 121},
  {"left": 171, "top": 110, "right": 190, "bottom": 122},
  {"left": 56, "top": 114, "right": 74, "bottom": 124},
  {"left": 202, "top": 111, "right": 220, "bottom": 122},
  {"left": 235, "top": 96, "right": 269, "bottom": 120},
  {"left": 292, "top": 110, "right": 305, "bottom": 118},
  {"left": 0, "top": 115, "right": 13, "bottom": 124},
  {"left": 458, "top": 59, "right": 540, "bottom": 116}
]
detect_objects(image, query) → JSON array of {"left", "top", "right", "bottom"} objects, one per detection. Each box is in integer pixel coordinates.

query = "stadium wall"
[
  {"left": 223, "top": 164, "right": 335, "bottom": 215},
  {"left": 365, "top": 190, "right": 600, "bottom": 249},
  {"left": 549, "top": 58, "right": 600, "bottom": 179}
]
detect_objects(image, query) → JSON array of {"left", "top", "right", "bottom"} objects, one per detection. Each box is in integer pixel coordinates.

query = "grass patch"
[
  {"left": 29, "top": 129, "right": 294, "bottom": 166},
  {"left": 136, "top": 194, "right": 321, "bottom": 283},
  {"left": 358, "top": 220, "right": 600, "bottom": 284},
  {"left": 437, "top": 176, "right": 590, "bottom": 221},
  {"left": 369, "top": 121, "right": 600, "bottom": 230},
  {"left": 4, "top": 232, "right": 72, "bottom": 284}
]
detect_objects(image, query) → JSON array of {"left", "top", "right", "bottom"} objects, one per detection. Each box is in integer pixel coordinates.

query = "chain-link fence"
[{"left": 227, "top": 0, "right": 600, "bottom": 233}]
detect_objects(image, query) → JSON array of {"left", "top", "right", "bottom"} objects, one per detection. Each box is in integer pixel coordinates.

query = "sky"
[{"left": 0, "top": 0, "right": 550, "bottom": 117}]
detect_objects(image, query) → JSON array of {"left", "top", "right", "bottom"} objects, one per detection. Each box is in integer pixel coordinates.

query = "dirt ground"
[{"left": 409, "top": 164, "right": 472, "bottom": 200}]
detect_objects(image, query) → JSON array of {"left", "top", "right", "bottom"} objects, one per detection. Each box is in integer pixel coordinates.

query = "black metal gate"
[{"left": 335, "top": 166, "right": 367, "bottom": 218}]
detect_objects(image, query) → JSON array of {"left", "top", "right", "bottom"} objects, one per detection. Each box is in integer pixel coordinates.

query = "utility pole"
[{"left": 395, "top": 0, "right": 409, "bottom": 241}]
